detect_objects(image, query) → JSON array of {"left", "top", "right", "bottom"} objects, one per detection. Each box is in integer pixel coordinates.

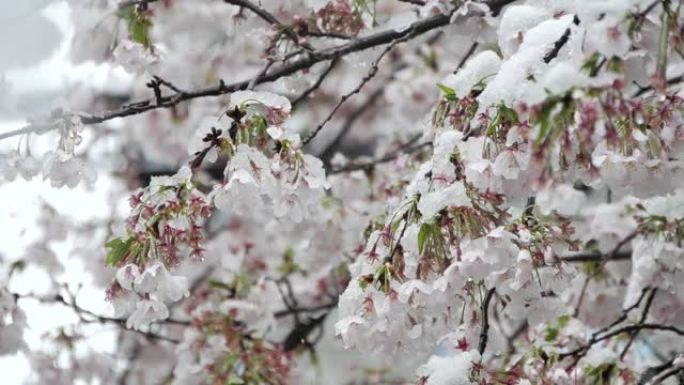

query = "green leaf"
[
  {"left": 208, "top": 279, "right": 234, "bottom": 291},
  {"left": 11, "top": 260, "right": 26, "bottom": 271},
  {"left": 437, "top": 83, "right": 457, "bottom": 101},
  {"left": 105, "top": 237, "right": 134, "bottom": 267},
  {"left": 499, "top": 104, "right": 519, "bottom": 124},
  {"left": 9, "top": 260, "right": 26, "bottom": 275},
  {"left": 606, "top": 56, "right": 623, "bottom": 73},
  {"left": 278, "top": 247, "right": 300, "bottom": 276},
  {"left": 545, "top": 326, "right": 559, "bottom": 342},
  {"left": 581, "top": 52, "right": 601, "bottom": 75},
  {"left": 321, "top": 195, "right": 336, "bottom": 210},
  {"left": 584, "top": 363, "right": 616, "bottom": 385},
  {"left": 119, "top": 7, "right": 152, "bottom": 46},
  {"left": 308, "top": 349, "right": 320, "bottom": 367},
  {"left": 417, "top": 223, "right": 431, "bottom": 255}
]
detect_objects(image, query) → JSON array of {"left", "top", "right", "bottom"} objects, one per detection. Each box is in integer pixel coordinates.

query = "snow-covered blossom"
[
  {"left": 104, "top": 167, "right": 207, "bottom": 327},
  {"left": 112, "top": 262, "right": 188, "bottom": 329},
  {"left": 42, "top": 150, "right": 96, "bottom": 188},
  {"left": 213, "top": 143, "right": 328, "bottom": 222},
  {"left": 229, "top": 90, "right": 292, "bottom": 126},
  {"left": 111, "top": 166, "right": 212, "bottom": 266},
  {"left": 0, "top": 151, "right": 40, "bottom": 182},
  {"left": 536, "top": 184, "right": 586, "bottom": 217},
  {"left": 416, "top": 350, "right": 480, "bottom": 385},
  {"left": 126, "top": 299, "right": 170, "bottom": 330},
  {"left": 113, "top": 40, "right": 160, "bottom": 74},
  {"left": 441, "top": 51, "right": 501, "bottom": 99}
]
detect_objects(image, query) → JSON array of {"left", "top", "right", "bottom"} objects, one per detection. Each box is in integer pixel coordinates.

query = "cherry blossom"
[{"left": 3, "top": 0, "right": 684, "bottom": 384}]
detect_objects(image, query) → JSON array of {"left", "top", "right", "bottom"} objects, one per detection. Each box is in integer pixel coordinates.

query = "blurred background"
[{"left": 0, "top": 2, "right": 129, "bottom": 383}]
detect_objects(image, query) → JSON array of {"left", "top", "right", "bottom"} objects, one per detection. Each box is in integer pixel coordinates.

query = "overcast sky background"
[{"left": 1, "top": 2, "right": 127, "bottom": 383}]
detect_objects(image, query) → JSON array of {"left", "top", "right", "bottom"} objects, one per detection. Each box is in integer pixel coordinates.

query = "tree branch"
[
  {"left": 620, "top": 288, "right": 658, "bottom": 359},
  {"left": 329, "top": 134, "right": 430, "bottom": 174},
  {"left": 318, "top": 87, "right": 384, "bottom": 164},
  {"left": 13, "top": 291, "right": 181, "bottom": 343},
  {"left": 639, "top": 358, "right": 679, "bottom": 385},
  {"left": 543, "top": 15, "right": 579, "bottom": 64},
  {"left": 302, "top": 33, "right": 406, "bottom": 145},
  {"left": 396, "top": 0, "right": 427, "bottom": 5},
  {"left": 0, "top": 1, "right": 521, "bottom": 144},
  {"left": 454, "top": 42, "right": 478, "bottom": 73},
  {"left": 82, "top": 11, "right": 461, "bottom": 125},
  {"left": 478, "top": 287, "right": 496, "bottom": 355},
  {"left": 225, "top": 0, "right": 308, "bottom": 51},
  {"left": 561, "top": 251, "right": 631, "bottom": 263},
  {"left": 291, "top": 58, "right": 340, "bottom": 109},
  {"left": 650, "top": 367, "right": 684, "bottom": 385},
  {"left": 0, "top": 0, "right": 518, "bottom": 143}
]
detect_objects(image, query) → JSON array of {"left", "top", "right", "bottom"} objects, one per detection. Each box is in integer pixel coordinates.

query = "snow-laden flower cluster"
[
  {"left": 112, "top": 261, "right": 189, "bottom": 330},
  {"left": 0, "top": 114, "right": 95, "bottom": 188},
  {"left": 105, "top": 167, "right": 211, "bottom": 329},
  {"left": 336, "top": 1, "right": 684, "bottom": 382},
  {"left": 416, "top": 350, "right": 481, "bottom": 385},
  {"left": 622, "top": 193, "right": 684, "bottom": 315},
  {"left": 213, "top": 143, "right": 328, "bottom": 222},
  {"left": 187, "top": 90, "right": 329, "bottom": 223},
  {"left": 173, "top": 280, "right": 292, "bottom": 385},
  {"left": 335, "top": 132, "right": 578, "bottom": 358}
]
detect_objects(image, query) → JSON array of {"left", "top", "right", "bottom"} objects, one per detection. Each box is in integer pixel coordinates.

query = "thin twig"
[
  {"left": 396, "top": 0, "right": 427, "bottom": 5},
  {"left": 13, "top": 291, "right": 180, "bottom": 343},
  {"left": 291, "top": 58, "right": 340, "bottom": 109},
  {"left": 633, "top": 74, "right": 684, "bottom": 97},
  {"left": 478, "top": 288, "right": 496, "bottom": 354},
  {"left": 329, "top": 134, "right": 430, "bottom": 174},
  {"left": 543, "top": 15, "right": 579, "bottom": 64},
  {"left": 620, "top": 288, "right": 658, "bottom": 360},
  {"left": 302, "top": 34, "right": 409, "bottom": 145},
  {"left": 273, "top": 301, "right": 338, "bottom": 318},
  {"left": 573, "top": 231, "right": 638, "bottom": 315},
  {"left": 454, "top": 42, "right": 478, "bottom": 73},
  {"left": 561, "top": 251, "right": 631, "bottom": 263},
  {"left": 318, "top": 87, "right": 384, "bottom": 163},
  {"left": 225, "top": 0, "right": 309, "bottom": 51},
  {"left": 596, "top": 287, "right": 652, "bottom": 336},
  {"left": 559, "top": 323, "right": 684, "bottom": 362}
]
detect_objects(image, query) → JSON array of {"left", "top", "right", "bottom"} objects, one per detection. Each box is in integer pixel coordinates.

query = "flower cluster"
[
  {"left": 336, "top": 1, "right": 684, "bottom": 382},
  {"left": 314, "top": 0, "right": 365, "bottom": 37},
  {"left": 105, "top": 167, "right": 211, "bottom": 329},
  {"left": 0, "top": 114, "right": 95, "bottom": 188},
  {"left": 336, "top": 147, "right": 578, "bottom": 357},
  {"left": 187, "top": 90, "right": 329, "bottom": 223},
  {"left": 174, "top": 303, "right": 293, "bottom": 385},
  {"left": 213, "top": 143, "right": 328, "bottom": 223}
]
